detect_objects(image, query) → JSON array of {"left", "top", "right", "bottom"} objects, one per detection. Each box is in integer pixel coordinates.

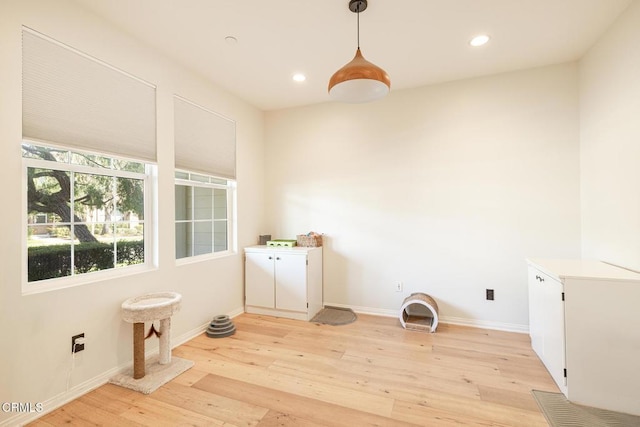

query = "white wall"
[
  {"left": 0, "top": 0, "right": 264, "bottom": 423},
  {"left": 265, "top": 63, "right": 582, "bottom": 329},
  {"left": 579, "top": 0, "right": 640, "bottom": 272}
]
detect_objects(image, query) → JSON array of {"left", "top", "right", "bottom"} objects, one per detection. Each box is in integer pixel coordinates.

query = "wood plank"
[
  {"left": 149, "top": 381, "right": 269, "bottom": 425},
  {"left": 268, "top": 356, "right": 482, "bottom": 401},
  {"left": 77, "top": 383, "right": 145, "bottom": 416},
  {"left": 32, "top": 399, "right": 144, "bottom": 426},
  {"left": 342, "top": 347, "right": 502, "bottom": 378},
  {"left": 398, "top": 387, "right": 548, "bottom": 426},
  {"left": 185, "top": 349, "right": 396, "bottom": 417},
  {"left": 182, "top": 334, "right": 334, "bottom": 369},
  {"left": 432, "top": 342, "right": 539, "bottom": 365},
  {"left": 119, "top": 396, "right": 226, "bottom": 426},
  {"left": 478, "top": 385, "right": 542, "bottom": 412},
  {"left": 496, "top": 358, "right": 559, "bottom": 391},
  {"left": 176, "top": 334, "right": 278, "bottom": 368},
  {"left": 257, "top": 410, "right": 326, "bottom": 427},
  {"left": 193, "top": 373, "right": 415, "bottom": 427},
  {"left": 229, "top": 320, "right": 292, "bottom": 338},
  {"left": 221, "top": 328, "right": 346, "bottom": 359},
  {"left": 392, "top": 399, "right": 511, "bottom": 427},
  {"left": 167, "top": 366, "right": 210, "bottom": 387}
]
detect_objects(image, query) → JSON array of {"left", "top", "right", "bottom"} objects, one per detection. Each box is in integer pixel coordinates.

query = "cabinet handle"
[
  {"left": 268, "top": 256, "right": 272, "bottom": 260},
  {"left": 276, "top": 257, "right": 281, "bottom": 260},
  {"left": 536, "top": 275, "right": 545, "bottom": 282}
]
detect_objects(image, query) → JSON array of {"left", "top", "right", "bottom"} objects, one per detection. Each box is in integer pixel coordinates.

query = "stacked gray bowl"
[{"left": 206, "top": 315, "right": 236, "bottom": 338}]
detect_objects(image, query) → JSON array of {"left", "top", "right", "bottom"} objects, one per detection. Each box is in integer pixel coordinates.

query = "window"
[
  {"left": 173, "top": 95, "right": 236, "bottom": 262},
  {"left": 175, "top": 171, "right": 235, "bottom": 260},
  {"left": 23, "top": 143, "right": 153, "bottom": 289}
]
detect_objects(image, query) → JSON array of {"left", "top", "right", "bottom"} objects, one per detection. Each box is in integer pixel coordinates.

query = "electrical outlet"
[
  {"left": 486, "top": 289, "right": 494, "bottom": 301},
  {"left": 71, "top": 333, "right": 85, "bottom": 353},
  {"left": 395, "top": 281, "right": 403, "bottom": 292}
]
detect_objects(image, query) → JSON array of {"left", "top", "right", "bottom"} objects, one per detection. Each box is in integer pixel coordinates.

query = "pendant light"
[{"left": 328, "top": 0, "right": 390, "bottom": 103}]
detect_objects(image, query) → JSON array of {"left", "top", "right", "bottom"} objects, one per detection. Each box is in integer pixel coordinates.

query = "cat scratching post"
[
  {"left": 121, "top": 292, "right": 182, "bottom": 379},
  {"left": 133, "top": 322, "right": 145, "bottom": 379}
]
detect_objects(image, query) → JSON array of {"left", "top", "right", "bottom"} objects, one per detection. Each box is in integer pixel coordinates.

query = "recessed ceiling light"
[
  {"left": 224, "top": 35, "right": 238, "bottom": 45},
  {"left": 470, "top": 34, "right": 490, "bottom": 47},
  {"left": 292, "top": 73, "right": 306, "bottom": 82}
]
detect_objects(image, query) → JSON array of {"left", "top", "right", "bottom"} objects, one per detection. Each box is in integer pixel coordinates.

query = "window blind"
[
  {"left": 174, "top": 95, "right": 236, "bottom": 179},
  {"left": 22, "top": 29, "right": 157, "bottom": 162}
]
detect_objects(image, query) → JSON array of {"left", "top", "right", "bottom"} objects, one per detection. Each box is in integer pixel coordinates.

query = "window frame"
[
  {"left": 174, "top": 169, "right": 236, "bottom": 264},
  {"left": 21, "top": 140, "right": 156, "bottom": 295}
]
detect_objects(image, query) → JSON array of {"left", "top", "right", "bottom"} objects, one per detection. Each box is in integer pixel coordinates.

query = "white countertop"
[
  {"left": 527, "top": 258, "right": 640, "bottom": 281},
  {"left": 245, "top": 245, "right": 322, "bottom": 253}
]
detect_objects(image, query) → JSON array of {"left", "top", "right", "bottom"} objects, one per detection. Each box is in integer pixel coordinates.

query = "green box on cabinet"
[{"left": 266, "top": 240, "right": 297, "bottom": 247}]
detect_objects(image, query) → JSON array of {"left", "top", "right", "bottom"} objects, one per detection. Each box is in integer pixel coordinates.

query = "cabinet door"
[
  {"left": 275, "top": 254, "right": 307, "bottom": 312},
  {"left": 528, "top": 266, "right": 544, "bottom": 358},
  {"left": 540, "top": 273, "right": 567, "bottom": 394},
  {"left": 528, "top": 265, "right": 567, "bottom": 394},
  {"left": 245, "top": 252, "right": 275, "bottom": 308}
]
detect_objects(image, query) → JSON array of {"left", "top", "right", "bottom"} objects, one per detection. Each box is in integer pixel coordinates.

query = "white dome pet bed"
[{"left": 399, "top": 292, "right": 439, "bottom": 333}]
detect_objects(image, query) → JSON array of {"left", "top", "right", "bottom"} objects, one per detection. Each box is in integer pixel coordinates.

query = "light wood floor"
[{"left": 30, "top": 313, "right": 557, "bottom": 426}]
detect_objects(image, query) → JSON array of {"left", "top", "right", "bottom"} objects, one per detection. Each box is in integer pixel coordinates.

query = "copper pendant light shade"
[{"left": 328, "top": 0, "right": 390, "bottom": 103}]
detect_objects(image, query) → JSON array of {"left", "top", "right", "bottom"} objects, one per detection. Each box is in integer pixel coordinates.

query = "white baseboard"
[
  {"left": 438, "top": 315, "right": 529, "bottom": 334},
  {"left": 324, "top": 302, "right": 398, "bottom": 318},
  {"left": 1, "top": 306, "right": 245, "bottom": 427},
  {"left": 323, "top": 302, "right": 529, "bottom": 334}
]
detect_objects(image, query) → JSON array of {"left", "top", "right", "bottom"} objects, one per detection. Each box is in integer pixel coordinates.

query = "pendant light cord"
[{"left": 356, "top": 3, "right": 360, "bottom": 49}]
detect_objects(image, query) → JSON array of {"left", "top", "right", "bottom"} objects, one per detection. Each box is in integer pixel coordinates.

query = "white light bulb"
[{"left": 470, "top": 34, "right": 490, "bottom": 47}]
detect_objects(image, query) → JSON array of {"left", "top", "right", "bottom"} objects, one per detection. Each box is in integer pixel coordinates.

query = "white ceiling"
[{"left": 73, "top": 0, "right": 631, "bottom": 111}]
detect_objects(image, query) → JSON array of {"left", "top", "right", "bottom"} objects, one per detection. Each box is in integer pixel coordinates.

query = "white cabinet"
[
  {"left": 245, "top": 246, "right": 323, "bottom": 321},
  {"left": 527, "top": 259, "right": 640, "bottom": 415}
]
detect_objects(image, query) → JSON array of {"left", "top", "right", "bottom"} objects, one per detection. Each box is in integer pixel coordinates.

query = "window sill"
[
  {"left": 175, "top": 250, "right": 237, "bottom": 267},
  {"left": 22, "top": 263, "right": 157, "bottom": 296}
]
